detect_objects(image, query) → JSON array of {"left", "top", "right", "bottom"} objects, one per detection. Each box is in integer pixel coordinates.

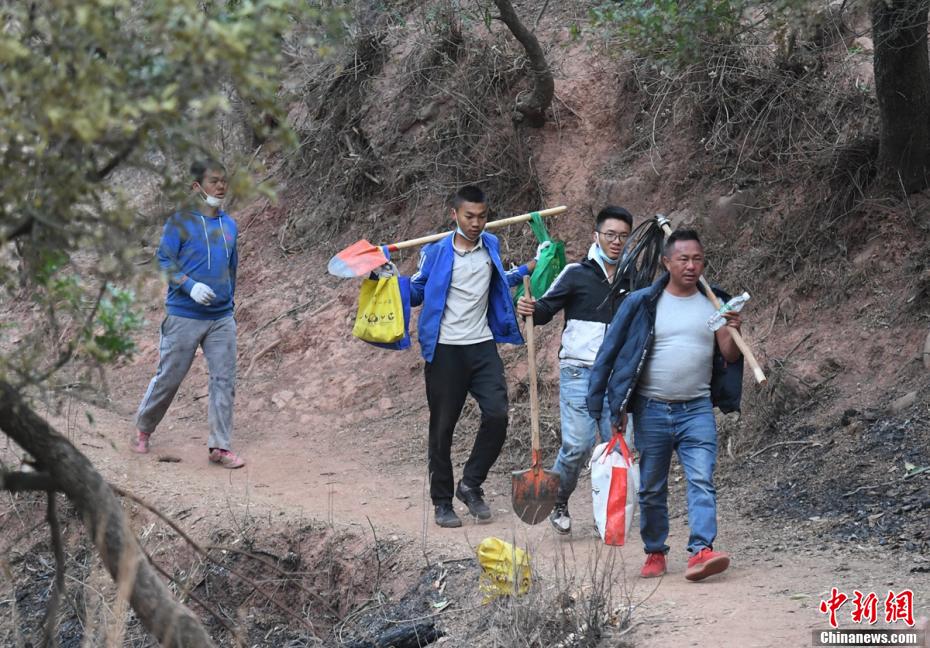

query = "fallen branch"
[
  {"left": 250, "top": 296, "right": 335, "bottom": 341},
  {"left": 344, "top": 622, "right": 443, "bottom": 648},
  {"left": 244, "top": 338, "right": 282, "bottom": 378},
  {"left": 748, "top": 440, "right": 820, "bottom": 460},
  {"left": 843, "top": 470, "right": 930, "bottom": 498},
  {"left": 0, "top": 380, "right": 214, "bottom": 648},
  {"left": 842, "top": 479, "right": 897, "bottom": 498}
]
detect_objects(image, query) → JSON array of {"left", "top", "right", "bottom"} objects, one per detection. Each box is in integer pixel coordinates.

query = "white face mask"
[{"left": 201, "top": 191, "right": 223, "bottom": 208}]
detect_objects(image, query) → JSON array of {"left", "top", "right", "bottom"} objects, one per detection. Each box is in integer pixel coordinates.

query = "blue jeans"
[
  {"left": 553, "top": 365, "right": 632, "bottom": 504},
  {"left": 631, "top": 394, "right": 718, "bottom": 555}
]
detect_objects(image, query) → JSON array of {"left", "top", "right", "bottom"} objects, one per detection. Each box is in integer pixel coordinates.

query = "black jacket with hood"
[{"left": 532, "top": 243, "right": 627, "bottom": 368}]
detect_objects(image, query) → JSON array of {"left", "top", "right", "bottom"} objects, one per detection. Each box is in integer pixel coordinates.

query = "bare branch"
[
  {"left": 491, "top": 0, "right": 554, "bottom": 127},
  {"left": 0, "top": 217, "right": 35, "bottom": 244},
  {"left": 111, "top": 485, "right": 322, "bottom": 636},
  {"left": 41, "top": 492, "right": 66, "bottom": 648},
  {"left": 0, "top": 381, "right": 215, "bottom": 647},
  {"left": 87, "top": 133, "right": 142, "bottom": 183},
  {"left": 534, "top": 0, "right": 550, "bottom": 30},
  {"left": 21, "top": 281, "right": 109, "bottom": 390},
  {"left": 144, "top": 553, "right": 242, "bottom": 646},
  {"left": 1, "top": 470, "right": 56, "bottom": 492}
]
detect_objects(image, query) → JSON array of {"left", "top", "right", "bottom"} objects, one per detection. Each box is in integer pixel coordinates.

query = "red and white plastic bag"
[{"left": 590, "top": 433, "right": 639, "bottom": 546}]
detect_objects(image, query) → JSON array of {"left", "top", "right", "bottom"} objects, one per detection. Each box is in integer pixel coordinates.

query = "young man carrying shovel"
[
  {"left": 131, "top": 159, "right": 245, "bottom": 469},
  {"left": 588, "top": 229, "right": 743, "bottom": 581},
  {"left": 515, "top": 206, "right": 634, "bottom": 535},
  {"left": 410, "top": 185, "right": 547, "bottom": 528}
]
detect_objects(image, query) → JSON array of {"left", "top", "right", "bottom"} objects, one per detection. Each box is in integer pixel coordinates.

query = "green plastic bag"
[{"left": 514, "top": 212, "right": 566, "bottom": 303}]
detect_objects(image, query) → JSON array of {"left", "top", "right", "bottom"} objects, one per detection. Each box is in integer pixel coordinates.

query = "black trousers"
[{"left": 424, "top": 341, "right": 509, "bottom": 504}]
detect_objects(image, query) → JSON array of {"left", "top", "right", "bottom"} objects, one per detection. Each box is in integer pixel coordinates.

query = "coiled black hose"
[{"left": 613, "top": 216, "right": 667, "bottom": 295}]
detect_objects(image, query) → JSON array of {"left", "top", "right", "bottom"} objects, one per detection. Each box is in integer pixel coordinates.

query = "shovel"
[
  {"left": 512, "top": 276, "right": 561, "bottom": 525},
  {"left": 327, "top": 206, "right": 567, "bottom": 278}
]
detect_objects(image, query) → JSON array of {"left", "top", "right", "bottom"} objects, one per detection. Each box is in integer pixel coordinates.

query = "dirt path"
[{"left": 60, "top": 388, "right": 925, "bottom": 648}]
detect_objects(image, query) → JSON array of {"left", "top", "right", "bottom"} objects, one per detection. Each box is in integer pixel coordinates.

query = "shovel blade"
[
  {"left": 327, "top": 240, "right": 388, "bottom": 278},
  {"left": 511, "top": 467, "right": 561, "bottom": 525}
]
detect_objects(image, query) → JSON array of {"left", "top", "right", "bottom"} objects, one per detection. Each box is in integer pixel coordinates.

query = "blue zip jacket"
[
  {"left": 157, "top": 209, "right": 238, "bottom": 320},
  {"left": 586, "top": 273, "right": 744, "bottom": 425},
  {"left": 409, "top": 231, "right": 529, "bottom": 362}
]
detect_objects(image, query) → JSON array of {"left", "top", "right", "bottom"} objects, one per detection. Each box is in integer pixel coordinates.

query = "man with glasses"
[{"left": 516, "top": 206, "right": 634, "bottom": 534}]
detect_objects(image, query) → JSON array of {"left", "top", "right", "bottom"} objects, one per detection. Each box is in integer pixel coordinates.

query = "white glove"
[
  {"left": 373, "top": 262, "right": 397, "bottom": 279},
  {"left": 534, "top": 240, "right": 552, "bottom": 261},
  {"left": 190, "top": 282, "right": 216, "bottom": 305}
]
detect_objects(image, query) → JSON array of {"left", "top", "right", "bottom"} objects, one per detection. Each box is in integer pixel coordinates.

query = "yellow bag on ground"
[
  {"left": 352, "top": 275, "right": 404, "bottom": 343},
  {"left": 477, "top": 537, "right": 531, "bottom": 601}
]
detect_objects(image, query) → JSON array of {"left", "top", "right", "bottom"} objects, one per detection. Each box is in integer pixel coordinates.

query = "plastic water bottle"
[{"left": 707, "top": 292, "right": 751, "bottom": 331}]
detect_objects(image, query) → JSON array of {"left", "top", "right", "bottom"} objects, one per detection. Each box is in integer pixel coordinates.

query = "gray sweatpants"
[{"left": 135, "top": 314, "right": 236, "bottom": 451}]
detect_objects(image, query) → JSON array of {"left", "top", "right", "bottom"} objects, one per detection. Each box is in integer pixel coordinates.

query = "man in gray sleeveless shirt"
[{"left": 587, "top": 229, "right": 744, "bottom": 582}]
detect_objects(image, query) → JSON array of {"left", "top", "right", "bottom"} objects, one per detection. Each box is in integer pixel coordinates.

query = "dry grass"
[{"left": 280, "top": 4, "right": 544, "bottom": 259}]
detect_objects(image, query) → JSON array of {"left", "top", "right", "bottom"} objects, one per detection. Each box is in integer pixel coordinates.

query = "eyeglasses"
[{"left": 596, "top": 231, "right": 629, "bottom": 243}]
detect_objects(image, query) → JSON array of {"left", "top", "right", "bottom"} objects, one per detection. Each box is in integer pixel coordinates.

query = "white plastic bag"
[{"left": 591, "top": 434, "right": 639, "bottom": 546}]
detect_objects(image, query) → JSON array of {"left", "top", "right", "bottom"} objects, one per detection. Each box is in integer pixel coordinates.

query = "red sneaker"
[
  {"left": 130, "top": 430, "right": 151, "bottom": 454},
  {"left": 209, "top": 448, "right": 245, "bottom": 469},
  {"left": 640, "top": 552, "right": 667, "bottom": 578},
  {"left": 685, "top": 548, "right": 730, "bottom": 582}
]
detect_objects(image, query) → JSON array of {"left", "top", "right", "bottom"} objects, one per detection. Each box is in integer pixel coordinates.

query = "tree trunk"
[
  {"left": 0, "top": 381, "right": 215, "bottom": 648},
  {"left": 492, "top": 0, "right": 554, "bottom": 127},
  {"left": 872, "top": 0, "right": 930, "bottom": 193}
]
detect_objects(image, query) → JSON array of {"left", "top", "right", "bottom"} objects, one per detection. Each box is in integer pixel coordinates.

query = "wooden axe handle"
[
  {"left": 523, "top": 275, "right": 542, "bottom": 455},
  {"left": 388, "top": 206, "right": 567, "bottom": 252},
  {"left": 657, "top": 218, "right": 767, "bottom": 384}
]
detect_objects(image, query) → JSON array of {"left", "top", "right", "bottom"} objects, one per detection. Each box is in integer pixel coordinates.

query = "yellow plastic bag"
[
  {"left": 352, "top": 276, "right": 404, "bottom": 343},
  {"left": 477, "top": 537, "right": 531, "bottom": 601}
]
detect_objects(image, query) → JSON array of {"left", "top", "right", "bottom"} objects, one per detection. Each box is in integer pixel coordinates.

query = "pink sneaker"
[
  {"left": 130, "top": 430, "right": 151, "bottom": 454},
  {"left": 209, "top": 448, "right": 245, "bottom": 469}
]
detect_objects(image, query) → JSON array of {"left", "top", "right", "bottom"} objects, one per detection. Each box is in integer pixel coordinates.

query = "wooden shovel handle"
[
  {"left": 657, "top": 218, "right": 767, "bottom": 384},
  {"left": 523, "top": 275, "right": 542, "bottom": 454},
  {"left": 388, "top": 206, "right": 567, "bottom": 252}
]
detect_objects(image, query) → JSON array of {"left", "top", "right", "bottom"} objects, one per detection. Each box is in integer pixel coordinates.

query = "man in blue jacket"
[
  {"left": 132, "top": 159, "right": 245, "bottom": 469},
  {"left": 588, "top": 229, "right": 743, "bottom": 581},
  {"left": 410, "top": 185, "right": 543, "bottom": 528}
]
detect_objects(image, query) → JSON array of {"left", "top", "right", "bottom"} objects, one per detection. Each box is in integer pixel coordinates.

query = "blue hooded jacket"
[
  {"left": 157, "top": 209, "right": 238, "bottom": 320},
  {"left": 409, "top": 231, "right": 529, "bottom": 362},
  {"left": 586, "top": 273, "right": 744, "bottom": 424}
]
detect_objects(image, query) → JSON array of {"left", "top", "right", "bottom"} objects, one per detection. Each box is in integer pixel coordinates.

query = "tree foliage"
[
  {"left": 591, "top": 0, "right": 930, "bottom": 193},
  {"left": 0, "top": 0, "right": 343, "bottom": 643},
  {"left": 590, "top": 0, "right": 748, "bottom": 67},
  {"left": 0, "top": 0, "right": 344, "bottom": 387}
]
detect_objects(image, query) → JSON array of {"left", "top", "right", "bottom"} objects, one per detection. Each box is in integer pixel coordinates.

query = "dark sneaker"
[
  {"left": 434, "top": 502, "right": 462, "bottom": 528},
  {"left": 685, "top": 548, "right": 730, "bottom": 582},
  {"left": 641, "top": 552, "right": 667, "bottom": 578},
  {"left": 455, "top": 482, "right": 492, "bottom": 520},
  {"left": 549, "top": 503, "right": 571, "bottom": 535}
]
